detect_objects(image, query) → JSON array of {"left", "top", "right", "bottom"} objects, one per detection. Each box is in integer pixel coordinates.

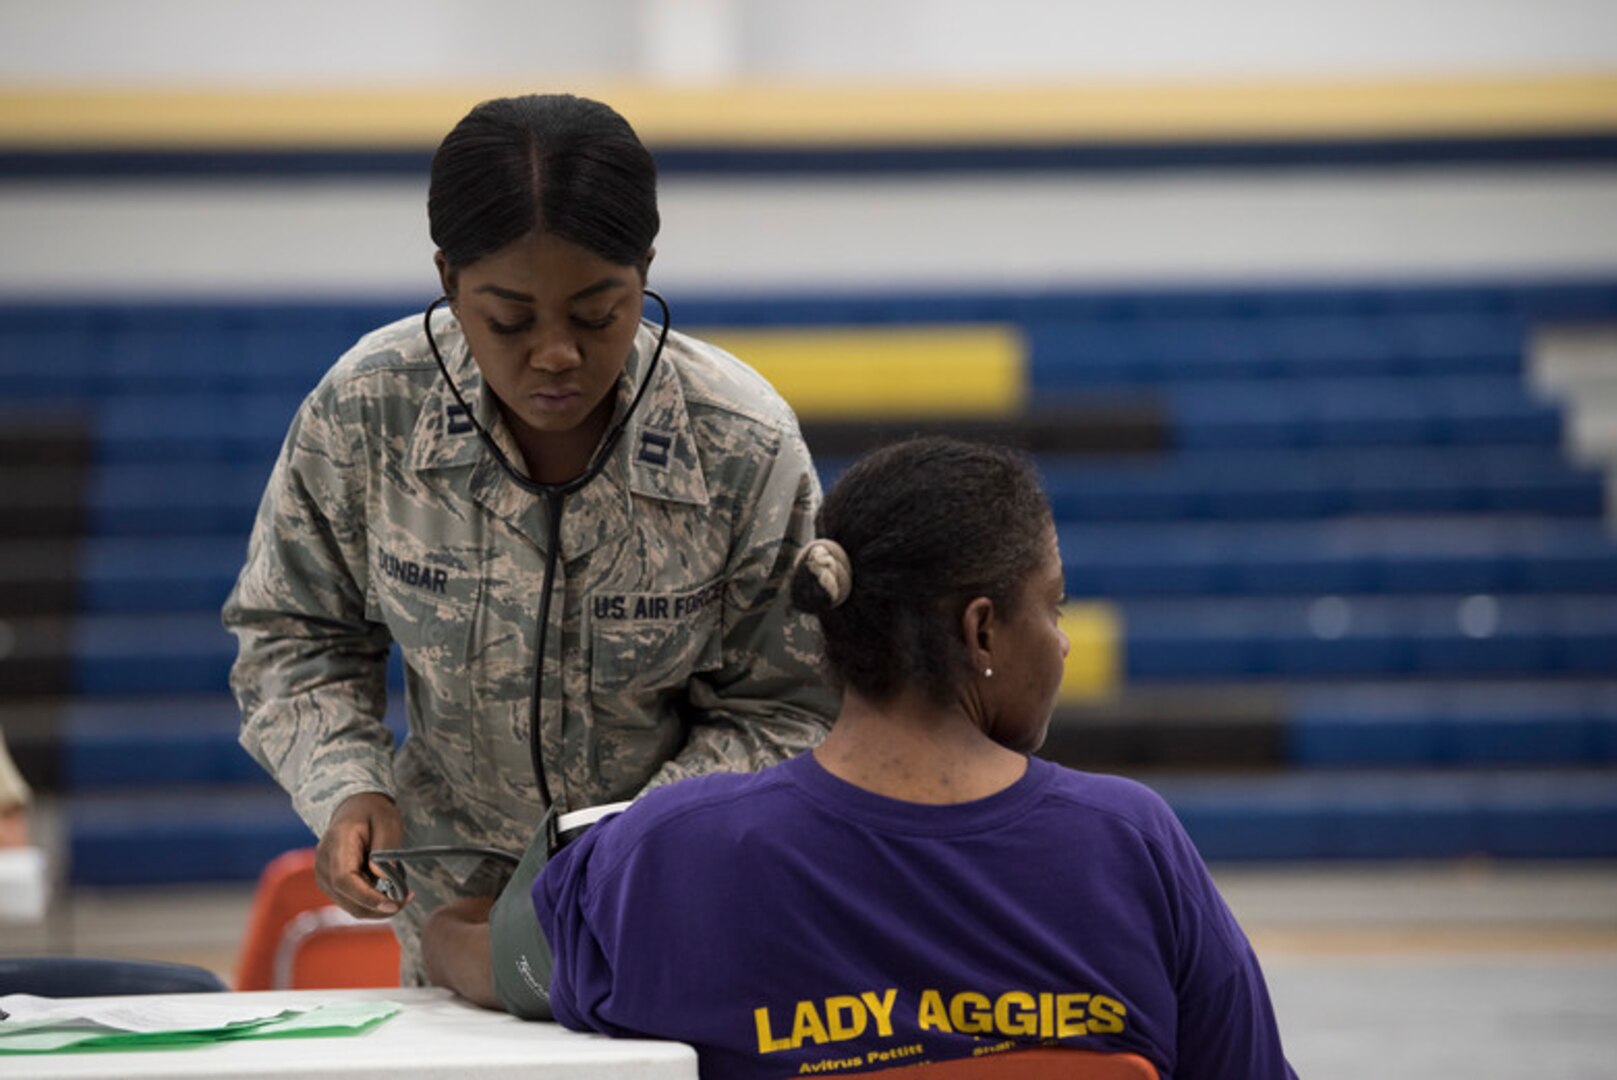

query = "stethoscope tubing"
[{"left": 414, "top": 289, "right": 672, "bottom": 845}]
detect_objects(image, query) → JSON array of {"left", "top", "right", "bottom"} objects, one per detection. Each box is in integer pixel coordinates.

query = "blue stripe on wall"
[{"left": 4, "top": 134, "right": 1617, "bottom": 180}]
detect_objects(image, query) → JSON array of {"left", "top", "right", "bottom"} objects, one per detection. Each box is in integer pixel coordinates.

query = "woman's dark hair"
[
  {"left": 792, "top": 436, "right": 1054, "bottom": 705},
  {"left": 429, "top": 93, "right": 659, "bottom": 270}
]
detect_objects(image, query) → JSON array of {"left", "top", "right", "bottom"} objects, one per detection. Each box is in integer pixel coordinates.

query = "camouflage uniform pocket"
[
  {"left": 588, "top": 585, "right": 724, "bottom": 714},
  {"left": 370, "top": 557, "right": 481, "bottom": 776}
]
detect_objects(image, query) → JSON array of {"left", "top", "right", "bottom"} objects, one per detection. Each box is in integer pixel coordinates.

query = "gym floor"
[{"left": 5, "top": 801, "right": 1616, "bottom": 1079}]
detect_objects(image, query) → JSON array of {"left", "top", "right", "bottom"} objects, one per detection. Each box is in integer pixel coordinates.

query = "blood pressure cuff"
[
  {"left": 489, "top": 807, "right": 559, "bottom": 1020},
  {"left": 489, "top": 801, "right": 632, "bottom": 1020}
]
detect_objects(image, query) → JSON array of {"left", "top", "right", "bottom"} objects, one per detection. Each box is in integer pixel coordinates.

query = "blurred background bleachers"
[{"left": 3, "top": 277, "right": 1616, "bottom": 882}]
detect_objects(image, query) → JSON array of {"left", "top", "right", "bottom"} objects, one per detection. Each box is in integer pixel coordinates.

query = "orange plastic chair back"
[
  {"left": 840, "top": 1048, "right": 1159, "bottom": 1079},
  {"left": 235, "top": 847, "right": 400, "bottom": 991}
]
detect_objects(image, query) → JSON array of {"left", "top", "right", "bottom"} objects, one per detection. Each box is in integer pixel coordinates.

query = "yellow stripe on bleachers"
[
  {"left": 1059, "top": 602, "right": 1123, "bottom": 703},
  {"left": 2, "top": 75, "right": 1614, "bottom": 149},
  {"left": 700, "top": 325, "right": 1025, "bottom": 419}
]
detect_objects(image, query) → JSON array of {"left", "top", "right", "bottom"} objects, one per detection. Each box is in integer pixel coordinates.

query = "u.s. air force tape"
[{"left": 490, "top": 801, "right": 631, "bottom": 1020}]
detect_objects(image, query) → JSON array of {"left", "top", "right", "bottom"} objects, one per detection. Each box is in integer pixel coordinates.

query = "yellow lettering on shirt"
[
  {"left": 950, "top": 991, "right": 993, "bottom": 1035},
  {"left": 1088, "top": 994, "right": 1127, "bottom": 1034},
  {"left": 753, "top": 985, "right": 1127, "bottom": 1056},
  {"left": 861, "top": 989, "right": 897, "bottom": 1037},
  {"left": 824, "top": 996, "right": 866, "bottom": 1041},
  {"left": 1056, "top": 993, "right": 1091, "bottom": 1037},
  {"left": 917, "top": 990, "right": 952, "bottom": 1033},
  {"left": 797, "top": 1055, "right": 865, "bottom": 1074},
  {"left": 755, "top": 1007, "right": 793, "bottom": 1054},
  {"left": 993, "top": 991, "right": 1038, "bottom": 1036},
  {"left": 867, "top": 1043, "right": 924, "bottom": 1064},
  {"left": 792, "top": 1000, "right": 831, "bottom": 1048}
]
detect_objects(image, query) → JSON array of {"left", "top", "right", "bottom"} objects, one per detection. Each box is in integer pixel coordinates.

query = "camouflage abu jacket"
[{"left": 224, "top": 309, "right": 836, "bottom": 864}]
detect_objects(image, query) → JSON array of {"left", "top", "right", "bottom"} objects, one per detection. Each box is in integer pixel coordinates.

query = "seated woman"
[{"left": 424, "top": 436, "right": 1297, "bottom": 1080}]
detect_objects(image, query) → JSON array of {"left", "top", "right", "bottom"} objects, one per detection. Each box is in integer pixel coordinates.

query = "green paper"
[{"left": 217, "top": 1001, "right": 401, "bottom": 1041}]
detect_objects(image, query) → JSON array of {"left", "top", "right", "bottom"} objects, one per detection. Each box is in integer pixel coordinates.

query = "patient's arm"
[
  {"left": 424, "top": 815, "right": 563, "bottom": 1019},
  {"left": 422, "top": 896, "right": 499, "bottom": 1009}
]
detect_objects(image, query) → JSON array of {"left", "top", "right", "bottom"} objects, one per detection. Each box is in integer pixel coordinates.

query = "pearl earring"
[{"left": 984, "top": 668, "right": 993, "bottom": 678}]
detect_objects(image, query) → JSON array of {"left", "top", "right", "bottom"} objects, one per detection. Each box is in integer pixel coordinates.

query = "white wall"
[
  {"left": 3, "top": 0, "right": 1615, "bottom": 298},
  {"left": 0, "top": 0, "right": 639, "bottom": 86},
  {"left": 5, "top": 169, "right": 1616, "bottom": 299},
  {"left": 2, "top": 0, "right": 1614, "bottom": 87},
  {"left": 738, "top": 0, "right": 1617, "bottom": 83}
]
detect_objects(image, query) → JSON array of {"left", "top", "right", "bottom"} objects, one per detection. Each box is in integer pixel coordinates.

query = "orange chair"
[
  {"left": 840, "top": 1048, "right": 1159, "bottom": 1079},
  {"left": 235, "top": 847, "right": 400, "bottom": 990}
]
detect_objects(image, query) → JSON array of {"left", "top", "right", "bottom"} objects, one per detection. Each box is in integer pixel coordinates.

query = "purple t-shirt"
[{"left": 534, "top": 753, "right": 1296, "bottom": 1080}]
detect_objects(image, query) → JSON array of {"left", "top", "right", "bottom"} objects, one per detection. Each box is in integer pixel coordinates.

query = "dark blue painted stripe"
[
  {"left": 0, "top": 148, "right": 433, "bottom": 180},
  {"left": 5, "top": 134, "right": 1617, "bottom": 179},
  {"left": 2, "top": 279, "right": 1615, "bottom": 324},
  {"left": 655, "top": 135, "right": 1617, "bottom": 175}
]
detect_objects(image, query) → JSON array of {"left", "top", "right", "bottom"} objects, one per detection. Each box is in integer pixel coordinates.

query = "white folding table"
[{"left": 4, "top": 986, "right": 699, "bottom": 1079}]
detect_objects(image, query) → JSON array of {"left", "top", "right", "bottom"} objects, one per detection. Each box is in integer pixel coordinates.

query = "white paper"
[{"left": 0, "top": 993, "right": 313, "bottom": 1034}]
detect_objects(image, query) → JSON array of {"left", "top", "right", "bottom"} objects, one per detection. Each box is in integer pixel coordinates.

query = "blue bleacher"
[
  {"left": 94, "top": 396, "right": 302, "bottom": 463},
  {"left": 68, "top": 788, "right": 314, "bottom": 885},
  {"left": 72, "top": 613, "right": 239, "bottom": 695},
  {"left": 1057, "top": 518, "right": 1617, "bottom": 596},
  {"left": 0, "top": 303, "right": 410, "bottom": 399},
  {"left": 72, "top": 518, "right": 1617, "bottom": 616},
  {"left": 845, "top": 446, "right": 1604, "bottom": 521},
  {"left": 1154, "top": 771, "right": 1617, "bottom": 860},
  {"left": 80, "top": 538, "right": 245, "bottom": 612},
  {"left": 64, "top": 767, "right": 1617, "bottom": 883},
  {"left": 65, "top": 598, "right": 1611, "bottom": 715},
  {"left": 1029, "top": 312, "right": 1527, "bottom": 385},
  {"left": 61, "top": 696, "right": 407, "bottom": 789},
  {"left": 1291, "top": 683, "right": 1617, "bottom": 767},
  {"left": 1166, "top": 376, "right": 1562, "bottom": 449},
  {"left": 63, "top": 697, "right": 275, "bottom": 789},
  {"left": 1120, "top": 594, "right": 1617, "bottom": 679},
  {"left": 59, "top": 591, "right": 1617, "bottom": 696},
  {"left": 6, "top": 279, "right": 1617, "bottom": 882},
  {"left": 82, "top": 444, "right": 1605, "bottom": 539},
  {"left": 88, "top": 464, "right": 268, "bottom": 536}
]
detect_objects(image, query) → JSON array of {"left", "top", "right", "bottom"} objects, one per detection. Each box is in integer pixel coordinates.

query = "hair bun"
[{"left": 796, "top": 538, "right": 853, "bottom": 609}]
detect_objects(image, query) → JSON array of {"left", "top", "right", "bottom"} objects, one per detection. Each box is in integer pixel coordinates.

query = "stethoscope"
[{"left": 368, "top": 289, "right": 670, "bottom": 902}]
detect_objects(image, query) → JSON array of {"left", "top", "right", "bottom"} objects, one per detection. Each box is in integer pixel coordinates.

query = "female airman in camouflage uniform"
[{"left": 223, "top": 94, "right": 836, "bottom": 980}]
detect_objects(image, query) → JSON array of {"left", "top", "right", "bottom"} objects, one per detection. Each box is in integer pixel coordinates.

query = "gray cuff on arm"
[
  {"left": 488, "top": 801, "right": 631, "bottom": 1021},
  {"left": 489, "top": 807, "right": 558, "bottom": 1020}
]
